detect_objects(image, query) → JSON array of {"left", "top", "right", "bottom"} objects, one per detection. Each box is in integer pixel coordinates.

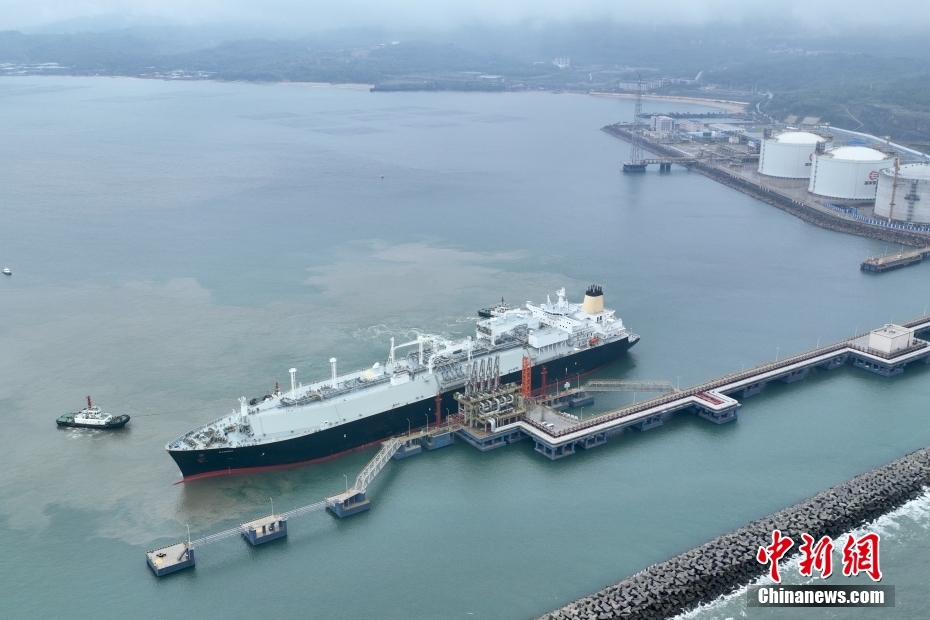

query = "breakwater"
[
  {"left": 537, "top": 445, "right": 930, "bottom": 620},
  {"left": 601, "top": 124, "right": 930, "bottom": 248}
]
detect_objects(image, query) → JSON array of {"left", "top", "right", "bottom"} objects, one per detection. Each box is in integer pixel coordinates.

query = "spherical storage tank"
[
  {"left": 758, "top": 131, "right": 827, "bottom": 179},
  {"left": 808, "top": 146, "right": 894, "bottom": 201},
  {"left": 874, "top": 163, "right": 930, "bottom": 224}
]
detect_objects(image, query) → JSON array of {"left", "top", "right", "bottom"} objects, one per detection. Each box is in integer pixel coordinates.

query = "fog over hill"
[{"left": 2, "top": 3, "right": 930, "bottom": 145}]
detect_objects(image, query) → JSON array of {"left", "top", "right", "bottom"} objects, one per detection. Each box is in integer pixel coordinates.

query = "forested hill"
[{"left": 2, "top": 25, "right": 929, "bottom": 146}]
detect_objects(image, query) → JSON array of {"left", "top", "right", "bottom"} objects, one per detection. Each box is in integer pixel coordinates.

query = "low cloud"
[{"left": 5, "top": 0, "right": 929, "bottom": 34}]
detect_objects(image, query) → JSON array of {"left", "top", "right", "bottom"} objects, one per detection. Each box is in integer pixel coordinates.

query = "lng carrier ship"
[{"left": 167, "top": 285, "right": 638, "bottom": 479}]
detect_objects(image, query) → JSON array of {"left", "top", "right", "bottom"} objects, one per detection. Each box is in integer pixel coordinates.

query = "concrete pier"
[
  {"left": 146, "top": 542, "right": 194, "bottom": 576},
  {"left": 423, "top": 431, "right": 454, "bottom": 450},
  {"left": 327, "top": 491, "right": 370, "bottom": 518},
  {"left": 241, "top": 515, "right": 287, "bottom": 545},
  {"left": 392, "top": 439, "right": 422, "bottom": 459},
  {"left": 862, "top": 246, "right": 930, "bottom": 273}
]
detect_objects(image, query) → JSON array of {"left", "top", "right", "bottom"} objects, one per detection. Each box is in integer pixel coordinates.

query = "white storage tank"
[
  {"left": 808, "top": 146, "right": 894, "bottom": 201},
  {"left": 758, "top": 131, "right": 827, "bottom": 179},
  {"left": 873, "top": 163, "right": 930, "bottom": 223}
]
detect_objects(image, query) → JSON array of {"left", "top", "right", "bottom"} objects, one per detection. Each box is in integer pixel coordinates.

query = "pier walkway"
[
  {"left": 473, "top": 316, "right": 930, "bottom": 461},
  {"left": 584, "top": 380, "right": 677, "bottom": 393},
  {"left": 146, "top": 420, "right": 464, "bottom": 574}
]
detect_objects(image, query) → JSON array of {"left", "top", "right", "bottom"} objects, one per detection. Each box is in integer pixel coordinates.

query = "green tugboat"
[{"left": 57, "top": 396, "right": 130, "bottom": 429}]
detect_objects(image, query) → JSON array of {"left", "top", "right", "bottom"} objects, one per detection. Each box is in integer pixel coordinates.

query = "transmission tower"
[
  {"left": 622, "top": 75, "right": 647, "bottom": 172},
  {"left": 630, "top": 75, "right": 644, "bottom": 162}
]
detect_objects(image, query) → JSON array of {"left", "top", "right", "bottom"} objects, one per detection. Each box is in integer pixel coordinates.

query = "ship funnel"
[
  {"left": 330, "top": 358, "right": 337, "bottom": 388},
  {"left": 582, "top": 284, "right": 604, "bottom": 314}
]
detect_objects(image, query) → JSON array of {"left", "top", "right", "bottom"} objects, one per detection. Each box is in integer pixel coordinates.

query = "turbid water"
[{"left": 1, "top": 77, "right": 929, "bottom": 619}]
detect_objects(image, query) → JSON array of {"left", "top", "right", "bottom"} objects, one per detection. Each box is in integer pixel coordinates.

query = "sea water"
[{"left": 1, "top": 77, "right": 929, "bottom": 619}]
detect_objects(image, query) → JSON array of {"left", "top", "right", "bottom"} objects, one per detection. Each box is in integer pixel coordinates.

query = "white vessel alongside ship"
[{"left": 167, "top": 285, "right": 639, "bottom": 479}]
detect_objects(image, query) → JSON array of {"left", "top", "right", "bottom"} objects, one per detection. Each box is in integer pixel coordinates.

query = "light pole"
[
  {"left": 343, "top": 474, "right": 348, "bottom": 494},
  {"left": 676, "top": 376, "right": 681, "bottom": 390},
  {"left": 425, "top": 414, "right": 429, "bottom": 434},
  {"left": 817, "top": 337, "right": 820, "bottom": 348},
  {"left": 775, "top": 347, "right": 780, "bottom": 362},
  {"left": 407, "top": 419, "right": 410, "bottom": 436},
  {"left": 270, "top": 497, "right": 274, "bottom": 516}
]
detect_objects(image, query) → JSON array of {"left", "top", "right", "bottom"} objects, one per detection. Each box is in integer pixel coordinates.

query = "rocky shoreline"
[{"left": 537, "top": 446, "right": 930, "bottom": 620}]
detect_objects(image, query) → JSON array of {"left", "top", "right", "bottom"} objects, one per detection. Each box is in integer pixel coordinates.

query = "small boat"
[
  {"left": 57, "top": 396, "right": 130, "bottom": 429},
  {"left": 2, "top": 268, "right": 10, "bottom": 276}
]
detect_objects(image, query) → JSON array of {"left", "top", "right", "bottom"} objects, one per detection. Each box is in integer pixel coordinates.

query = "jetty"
[
  {"left": 861, "top": 246, "right": 930, "bottom": 273},
  {"left": 146, "top": 316, "right": 930, "bottom": 576}
]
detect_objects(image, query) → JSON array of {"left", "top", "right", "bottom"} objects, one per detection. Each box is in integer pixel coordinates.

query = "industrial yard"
[{"left": 606, "top": 99, "right": 930, "bottom": 254}]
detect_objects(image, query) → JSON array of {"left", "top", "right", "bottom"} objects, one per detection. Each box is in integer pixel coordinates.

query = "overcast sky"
[{"left": 3, "top": 0, "right": 929, "bottom": 33}]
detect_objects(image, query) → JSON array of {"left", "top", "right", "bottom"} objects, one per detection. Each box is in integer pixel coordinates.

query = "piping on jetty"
[{"left": 146, "top": 316, "right": 930, "bottom": 576}]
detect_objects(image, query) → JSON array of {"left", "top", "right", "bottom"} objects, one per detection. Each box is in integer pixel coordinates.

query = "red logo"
[
  {"left": 842, "top": 533, "right": 882, "bottom": 581},
  {"left": 869, "top": 170, "right": 879, "bottom": 181},
  {"left": 757, "top": 530, "right": 795, "bottom": 583},
  {"left": 758, "top": 530, "right": 883, "bottom": 583},
  {"left": 799, "top": 534, "right": 834, "bottom": 578},
  {"left": 809, "top": 153, "right": 814, "bottom": 161}
]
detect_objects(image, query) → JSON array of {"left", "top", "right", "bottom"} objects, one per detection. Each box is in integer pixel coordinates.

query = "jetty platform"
[
  {"left": 501, "top": 317, "right": 930, "bottom": 460},
  {"left": 146, "top": 316, "right": 930, "bottom": 576},
  {"left": 862, "top": 246, "right": 930, "bottom": 273}
]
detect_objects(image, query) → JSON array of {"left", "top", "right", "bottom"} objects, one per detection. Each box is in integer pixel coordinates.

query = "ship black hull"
[{"left": 169, "top": 336, "right": 637, "bottom": 478}]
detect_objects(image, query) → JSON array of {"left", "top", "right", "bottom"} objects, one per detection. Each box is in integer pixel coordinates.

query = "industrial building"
[
  {"left": 873, "top": 163, "right": 930, "bottom": 224},
  {"left": 679, "top": 119, "right": 703, "bottom": 132},
  {"left": 808, "top": 146, "right": 894, "bottom": 201},
  {"left": 758, "top": 131, "right": 828, "bottom": 179},
  {"left": 650, "top": 115, "right": 674, "bottom": 133}
]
